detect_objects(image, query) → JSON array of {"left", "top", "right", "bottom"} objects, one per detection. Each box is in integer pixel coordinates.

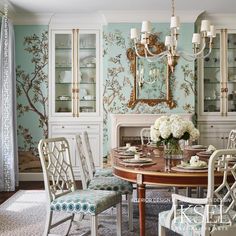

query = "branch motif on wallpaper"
[{"left": 16, "top": 31, "right": 48, "bottom": 153}]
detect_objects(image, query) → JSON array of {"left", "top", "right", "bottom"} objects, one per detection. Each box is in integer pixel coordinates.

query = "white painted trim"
[
  {"left": 12, "top": 10, "right": 202, "bottom": 25},
  {"left": 100, "top": 10, "right": 203, "bottom": 24}
]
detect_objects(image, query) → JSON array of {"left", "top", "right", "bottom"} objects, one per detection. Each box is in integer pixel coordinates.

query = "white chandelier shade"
[{"left": 130, "top": 0, "right": 216, "bottom": 71}]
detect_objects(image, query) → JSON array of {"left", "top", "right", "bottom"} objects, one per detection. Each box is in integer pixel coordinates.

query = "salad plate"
[{"left": 122, "top": 158, "right": 153, "bottom": 164}]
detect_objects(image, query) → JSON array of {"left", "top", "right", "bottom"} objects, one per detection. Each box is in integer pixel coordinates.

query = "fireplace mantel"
[{"left": 110, "top": 113, "right": 193, "bottom": 148}]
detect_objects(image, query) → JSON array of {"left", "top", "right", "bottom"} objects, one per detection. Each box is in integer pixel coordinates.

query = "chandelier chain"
[{"left": 171, "top": 0, "right": 175, "bottom": 17}]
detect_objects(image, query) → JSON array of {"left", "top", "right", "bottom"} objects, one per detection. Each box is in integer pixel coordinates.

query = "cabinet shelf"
[
  {"left": 79, "top": 47, "right": 96, "bottom": 50},
  {"left": 56, "top": 99, "right": 72, "bottom": 101},
  {"left": 80, "top": 99, "right": 96, "bottom": 102},
  {"left": 204, "top": 80, "right": 220, "bottom": 84},
  {"left": 204, "top": 99, "right": 220, "bottom": 102},
  {"left": 56, "top": 82, "right": 72, "bottom": 85},
  {"left": 80, "top": 66, "right": 96, "bottom": 69},
  {"left": 55, "top": 47, "right": 71, "bottom": 50},
  {"left": 55, "top": 66, "right": 72, "bottom": 69},
  {"left": 80, "top": 82, "right": 96, "bottom": 85}
]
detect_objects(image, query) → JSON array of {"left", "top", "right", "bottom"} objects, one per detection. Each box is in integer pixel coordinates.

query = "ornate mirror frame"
[{"left": 127, "top": 35, "right": 176, "bottom": 109}]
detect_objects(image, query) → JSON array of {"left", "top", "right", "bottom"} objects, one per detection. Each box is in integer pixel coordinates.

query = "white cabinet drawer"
[
  {"left": 198, "top": 123, "right": 236, "bottom": 133},
  {"left": 51, "top": 124, "right": 100, "bottom": 134}
]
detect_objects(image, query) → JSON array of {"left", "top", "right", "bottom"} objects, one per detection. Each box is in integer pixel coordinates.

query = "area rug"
[{"left": 0, "top": 190, "right": 177, "bottom": 235}]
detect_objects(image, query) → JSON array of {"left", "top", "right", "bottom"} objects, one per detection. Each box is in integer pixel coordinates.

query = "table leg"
[{"left": 138, "top": 184, "right": 146, "bottom": 236}]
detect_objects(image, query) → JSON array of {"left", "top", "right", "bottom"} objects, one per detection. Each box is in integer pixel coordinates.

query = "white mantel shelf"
[{"left": 110, "top": 113, "right": 193, "bottom": 148}]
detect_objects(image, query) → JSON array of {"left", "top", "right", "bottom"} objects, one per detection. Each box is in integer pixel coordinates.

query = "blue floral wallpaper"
[
  {"left": 103, "top": 23, "right": 195, "bottom": 155},
  {"left": 15, "top": 25, "right": 48, "bottom": 155}
]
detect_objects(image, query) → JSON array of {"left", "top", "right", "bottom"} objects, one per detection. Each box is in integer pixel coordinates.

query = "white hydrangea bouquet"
[{"left": 150, "top": 115, "right": 200, "bottom": 157}]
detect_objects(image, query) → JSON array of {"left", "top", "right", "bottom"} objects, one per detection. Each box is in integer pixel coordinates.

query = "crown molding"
[
  {"left": 199, "top": 13, "right": 236, "bottom": 29},
  {"left": 100, "top": 10, "right": 203, "bottom": 24},
  {"left": 11, "top": 10, "right": 202, "bottom": 25}
]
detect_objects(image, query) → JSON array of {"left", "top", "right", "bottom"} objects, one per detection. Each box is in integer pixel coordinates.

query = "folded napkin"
[
  {"left": 188, "top": 155, "right": 207, "bottom": 167},
  {"left": 206, "top": 145, "right": 216, "bottom": 152},
  {"left": 127, "top": 146, "right": 137, "bottom": 153}
]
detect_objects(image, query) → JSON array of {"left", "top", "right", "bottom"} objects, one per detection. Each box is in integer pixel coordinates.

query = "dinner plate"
[
  {"left": 176, "top": 164, "right": 208, "bottom": 170},
  {"left": 197, "top": 151, "right": 212, "bottom": 156},
  {"left": 122, "top": 158, "right": 153, "bottom": 164},
  {"left": 191, "top": 145, "right": 207, "bottom": 149}
]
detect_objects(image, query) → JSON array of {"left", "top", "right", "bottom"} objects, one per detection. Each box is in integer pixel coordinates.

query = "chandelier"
[{"left": 130, "top": 0, "right": 216, "bottom": 71}]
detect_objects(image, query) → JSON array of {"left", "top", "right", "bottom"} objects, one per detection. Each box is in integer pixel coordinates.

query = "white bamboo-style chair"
[
  {"left": 159, "top": 149, "right": 236, "bottom": 236},
  {"left": 227, "top": 129, "right": 236, "bottom": 149},
  {"left": 38, "top": 137, "right": 122, "bottom": 236},
  {"left": 83, "top": 131, "right": 113, "bottom": 179},
  {"left": 76, "top": 133, "right": 134, "bottom": 231},
  {"left": 140, "top": 127, "right": 151, "bottom": 145}
]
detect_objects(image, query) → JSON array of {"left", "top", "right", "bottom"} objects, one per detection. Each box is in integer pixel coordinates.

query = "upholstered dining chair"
[
  {"left": 159, "top": 149, "right": 236, "bottom": 236},
  {"left": 38, "top": 137, "right": 122, "bottom": 236},
  {"left": 76, "top": 133, "right": 134, "bottom": 231},
  {"left": 83, "top": 131, "right": 113, "bottom": 178},
  {"left": 140, "top": 127, "right": 151, "bottom": 145},
  {"left": 227, "top": 129, "right": 236, "bottom": 149}
]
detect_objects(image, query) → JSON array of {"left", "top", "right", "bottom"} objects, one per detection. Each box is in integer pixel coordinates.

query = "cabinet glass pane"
[
  {"left": 227, "top": 33, "right": 236, "bottom": 112},
  {"left": 203, "top": 33, "right": 221, "bottom": 112},
  {"left": 79, "top": 34, "right": 96, "bottom": 113},
  {"left": 55, "top": 34, "right": 72, "bottom": 113}
]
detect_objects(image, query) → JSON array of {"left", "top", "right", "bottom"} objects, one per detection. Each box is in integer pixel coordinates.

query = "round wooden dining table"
[{"left": 111, "top": 146, "right": 223, "bottom": 236}]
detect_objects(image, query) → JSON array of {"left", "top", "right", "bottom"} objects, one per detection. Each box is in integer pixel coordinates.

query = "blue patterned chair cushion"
[
  {"left": 94, "top": 168, "right": 113, "bottom": 177},
  {"left": 50, "top": 189, "right": 121, "bottom": 215},
  {"left": 88, "top": 176, "right": 133, "bottom": 195},
  {"left": 159, "top": 206, "right": 236, "bottom": 236}
]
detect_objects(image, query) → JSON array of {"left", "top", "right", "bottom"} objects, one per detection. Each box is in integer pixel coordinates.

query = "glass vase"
[{"left": 164, "top": 140, "right": 183, "bottom": 160}]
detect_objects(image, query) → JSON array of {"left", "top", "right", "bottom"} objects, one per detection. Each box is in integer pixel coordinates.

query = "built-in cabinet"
[
  {"left": 49, "top": 27, "right": 102, "bottom": 179},
  {"left": 197, "top": 22, "right": 236, "bottom": 148}
]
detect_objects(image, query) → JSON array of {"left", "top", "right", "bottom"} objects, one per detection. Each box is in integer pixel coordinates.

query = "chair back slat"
[
  {"left": 75, "top": 134, "right": 91, "bottom": 189},
  {"left": 206, "top": 149, "right": 236, "bottom": 229},
  {"left": 140, "top": 128, "right": 151, "bottom": 145},
  {"left": 38, "top": 137, "right": 76, "bottom": 201},
  {"left": 227, "top": 130, "right": 236, "bottom": 149},
  {"left": 83, "top": 131, "right": 96, "bottom": 178}
]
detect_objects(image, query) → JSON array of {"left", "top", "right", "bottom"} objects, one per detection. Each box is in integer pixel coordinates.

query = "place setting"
[
  {"left": 120, "top": 153, "right": 156, "bottom": 167},
  {"left": 171, "top": 155, "right": 208, "bottom": 172}
]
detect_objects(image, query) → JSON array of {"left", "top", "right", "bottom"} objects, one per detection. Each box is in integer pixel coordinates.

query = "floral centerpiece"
[{"left": 150, "top": 115, "right": 200, "bottom": 158}]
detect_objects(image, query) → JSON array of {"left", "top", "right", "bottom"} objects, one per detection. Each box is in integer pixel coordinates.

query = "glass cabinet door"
[
  {"left": 78, "top": 33, "right": 97, "bottom": 114},
  {"left": 54, "top": 32, "right": 73, "bottom": 114},
  {"left": 227, "top": 32, "right": 236, "bottom": 113},
  {"left": 203, "top": 33, "right": 221, "bottom": 113}
]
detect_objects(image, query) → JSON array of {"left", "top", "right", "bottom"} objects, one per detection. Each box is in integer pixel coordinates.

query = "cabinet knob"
[
  {"left": 221, "top": 137, "right": 224, "bottom": 139},
  {"left": 210, "top": 125, "right": 213, "bottom": 128},
  {"left": 87, "top": 126, "right": 90, "bottom": 129},
  {"left": 62, "top": 126, "right": 65, "bottom": 128}
]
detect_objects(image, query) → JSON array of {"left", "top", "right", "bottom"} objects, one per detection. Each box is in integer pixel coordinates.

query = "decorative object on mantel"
[
  {"left": 126, "top": 36, "right": 176, "bottom": 109},
  {"left": 150, "top": 114, "right": 200, "bottom": 159},
  {"left": 130, "top": 0, "right": 216, "bottom": 72}
]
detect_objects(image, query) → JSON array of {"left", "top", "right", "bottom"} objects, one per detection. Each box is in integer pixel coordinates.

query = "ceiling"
[{"left": 5, "top": 0, "right": 236, "bottom": 14}]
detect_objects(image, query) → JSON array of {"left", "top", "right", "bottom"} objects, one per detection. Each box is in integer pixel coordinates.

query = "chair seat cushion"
[
  {"left": 94, "top": 168, "right": 113, "bottom": 177},
  {"left": 159, "top": 206, "right": 236, "bottom": 236},
  {"left": 88, "top": 176, "right": 133, "bottom": 194},
  {"left": 50, "top": 189, "right": 121, "bottom": 215}
]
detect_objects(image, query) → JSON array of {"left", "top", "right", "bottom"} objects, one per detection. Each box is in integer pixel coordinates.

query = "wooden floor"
[{"left": 0, "top": 181, "right": 82, "bottom": 205}]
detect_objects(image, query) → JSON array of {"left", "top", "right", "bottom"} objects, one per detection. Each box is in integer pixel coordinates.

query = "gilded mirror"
[{"left": 127, "top": 35, "right": 176, "bottom": 109}]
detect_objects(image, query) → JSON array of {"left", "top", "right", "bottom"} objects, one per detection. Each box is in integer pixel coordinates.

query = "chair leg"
[
  {"left": 127, "top": 193, "right": 133, "bottom": 231},
  {"left": 158, "top": 224, "right": 166, "bottom": 236},
  {"left": 116, "top": 202, "right": 122, "bottom": 236},
  {"left": 43, "top": 209, "right": 53, "bottom": 236},
  {"left": 65, "top": 213, "right": 75, "bottom": 236},
  {"left": 91, "top": 215, "right": 98, "bottom": 236}
]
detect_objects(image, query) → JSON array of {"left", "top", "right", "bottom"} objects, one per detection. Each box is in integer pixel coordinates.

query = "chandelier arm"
[
  {"left": 144, "top": 44, "right": 168, "bottom": 58},
  {"left": 134, "top": 43, "right": 146, "bottom": 59}
]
